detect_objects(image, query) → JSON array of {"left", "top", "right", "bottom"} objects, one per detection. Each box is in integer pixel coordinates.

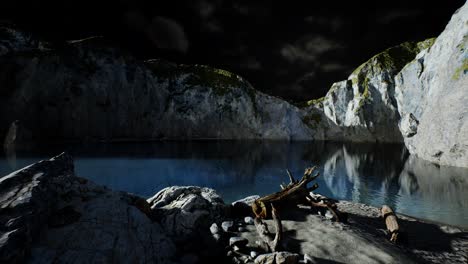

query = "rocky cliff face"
[
  {"left": 395, "top": 3, "right": 468, "bottom": 167},
  {"left": 0, "top": 26, "right": 431, "bottom": 143},
  {"left": 0, "top": 27, "right": 312, "bottom": 142},
  {"left": 300, "top": 39, "right": 435, "bottom": 142}
]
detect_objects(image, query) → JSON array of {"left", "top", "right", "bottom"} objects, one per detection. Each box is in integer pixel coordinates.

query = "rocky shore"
[{"left": 1, "top": 154, "right": 466, "bottom": 264}]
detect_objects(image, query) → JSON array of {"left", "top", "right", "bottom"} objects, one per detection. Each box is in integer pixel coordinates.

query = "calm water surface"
[{"left": 1, "top": 141, "right": 467, "bottom": 228}]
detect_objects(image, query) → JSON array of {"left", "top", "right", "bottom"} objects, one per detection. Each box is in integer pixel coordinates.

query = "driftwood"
[
  {"left": 251, "top": 167, "right": 345, "bottom": 252},
  {"left": 254, "top": 205, "right": 282, "bottom": 252},
  {"left": 381, "top": 205, "right": 399, "bottom": 243},
  {"left": 252, "top": 167, "right": 341, "bottom": 221}
]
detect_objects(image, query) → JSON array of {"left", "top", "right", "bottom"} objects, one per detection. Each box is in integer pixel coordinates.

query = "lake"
[{"left": 1, "top": 141, "right": 467, "bottom": 228}]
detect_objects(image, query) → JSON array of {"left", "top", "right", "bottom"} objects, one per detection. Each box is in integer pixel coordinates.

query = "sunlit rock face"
[
  {"left": 395, "top": 2, "right": 468, "bottom": 168},
  {"left": 0, "top": 28, "right": 312, "bottom": 141},
  {"left": 301, "top": 40, "right": 435, "bottom": 143}
]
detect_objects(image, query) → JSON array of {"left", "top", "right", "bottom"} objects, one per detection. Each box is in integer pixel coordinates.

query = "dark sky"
[{"left": 0, "top": 0, "right": 465, "bottom": 101}]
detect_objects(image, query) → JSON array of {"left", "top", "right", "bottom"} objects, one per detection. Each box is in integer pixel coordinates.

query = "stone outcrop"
[
  {"left": 300, "top": 39, "right": 435, "bottom": 143},
  {"left": 1, "top": 153, "right": 237, "bottom": 263},
  {"left": 147, "top": 186, "right": 228, "bottom": 250},
  {"left": 0, "top": 27, "right": 311, "bottom": 141},
  {"left": 395, "top": 3, "right": 468, "bottom": 167}
]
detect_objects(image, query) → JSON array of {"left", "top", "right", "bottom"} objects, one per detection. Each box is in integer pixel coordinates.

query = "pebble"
[
  {"left": 222, "top": 221, "right": 234, "bottom": 232},
  {"left": 244, "top": 216, "right": 254, "bottom": 225},
  {"left": 210, "top": 223, "right": 219, "bottom": 234},
  {"left": 229, "top": 236, "right": 249, "bottom": 248},
  {"left": 325, "top": 210, "right": 334, "bottom": 220},
  {"left": 250, "top": 251, "right": 258, "bottom": 258},
  {"left": 304, "top": 254, "right": 316, "bottom": 264},
  {"left": 212, "top": 234, "right": 221, "bottom": 241},
  {"left": 238, "top": 226, "right": 247, "bottom": 232}
]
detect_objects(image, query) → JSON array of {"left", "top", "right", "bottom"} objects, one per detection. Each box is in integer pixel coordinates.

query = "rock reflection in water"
[{"left": 1, "top": 140, "right": 467, "bottom": 227}]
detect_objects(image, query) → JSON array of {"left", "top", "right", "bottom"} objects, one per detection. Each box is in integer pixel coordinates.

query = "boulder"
[
  {"left": 395, "top": 2, "right": 468, "bottom": 167},
  {"left": 0, "top": 153, "right": 176, "bottom": 263},
  {"left": 255, "top": 252, "right": 300, "bottom": 264},
  {"left": 147, "top": 186, "right": 228, "bottom": 244}
]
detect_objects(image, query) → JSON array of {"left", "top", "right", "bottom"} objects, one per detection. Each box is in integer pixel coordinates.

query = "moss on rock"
[{"left": 452, "top": 57, "right": 468, "bottom": 80}]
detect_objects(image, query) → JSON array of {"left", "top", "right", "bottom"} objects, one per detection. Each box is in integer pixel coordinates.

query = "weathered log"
[
  {"left": 252, "top": 167, "right": 319, "bottom": 219},
  {"left": 381, "top": 205, "right": 399, "bottom": 243},
  {"left": 254, "top": 205, "right": 282, "bottom": 252}
]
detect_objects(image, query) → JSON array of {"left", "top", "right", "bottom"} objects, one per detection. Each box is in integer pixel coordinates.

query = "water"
[{"left": 1, "top": 141, "right": 467, "bottom": 228}]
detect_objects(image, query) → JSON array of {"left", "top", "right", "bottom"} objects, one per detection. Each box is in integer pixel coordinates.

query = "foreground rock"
[
  {"left": 0, "top": 153, "right": 177, "bottom": 263},
  {"left": 0, "top": 154, "right": 236, "bottom": 263},
  {"left": 147, "top": 185, "right": 228, "bottom": 255},
  {"left": 395, "top": 3, "right": 468, "bottom": 167}
]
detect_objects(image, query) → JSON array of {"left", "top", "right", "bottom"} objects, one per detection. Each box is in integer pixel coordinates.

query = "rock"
[
  {"left": 304, "top": 254, "right": 316, "bottom": 264},
  {"left": 255, "top": 252, "right": 300, "bottom": 264},
  {"left": 244, "top": 216, "right": 255, "bottom": 225},
  {"left": 399, "top": 113, "right": 419, "bottom": 137},
  {"left": 147, "top": 186, "right": 227, "bottom": 246},
  {"left": 229, "top": 236, "right": 248, "bottom": 248},
  {"left": 395, "top": 2, "right": 468, "bottom": 167},
  {"left": 238, "top": 226, "right": 247, "bottom": 232},
  {"left": 301, "top": 38, "right": 435, "bottom": 143},
  {"left": 325, "top": 210, "right": 334, "bottom": 220},
  {"left": 210, "top": 223, "right": 220, "bottom": 234},
  {"left": 0, "top": 153, "right": 176, "bottom": 263},
  {"left": 213, "top": 233, "right": 222, "bottom": 241},
  {"left": 0, "top": 28, "right": 312, "bottom": 142},
  {"left": 251, "top": 251, "right": 259, "bottom": 258},
  {"left": 222, "top": 221, "right": 235, "bottom": 232}
]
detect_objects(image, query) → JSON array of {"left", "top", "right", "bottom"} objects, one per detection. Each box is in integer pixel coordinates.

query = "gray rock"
[
  {"left": 255, "top": 252, "right": 300, "bottom": 264},
  {"left": 0, "top": 153, "right": 176, "bottom": 264},
  {"left": 212, "top": 234, "right": 222, "bottom": 241},
  {"left": 251, "top": 251, "right": 259, "bottom": 258},
  {"left": 324, "top": 210, "right": 334, "bottom": 220},
  {"left": 399, "top": 113, "right": 419, "bottom": 137},
  {"left": 229, "top": 236, "right": 248, "bottom": 248},
  {"left": 222, "top": 221, "right": 235, "bottom": 232},
  {"left": 304, "top": 253, "right": 316, "bottom": 264},
  {"left": 0, "top": 30, "right": 312, "bottom": 142},
  {"left": 395, "top": 2, "right": 468, "bottom": 167},
  {"left": 238, "top": 226, "right": 247, "bottom": 232},
  {"left": 147, "top": 186, "right": 227, "bottom": 245},
  {"left": 210, "top": 223, "right": 220, "bottom": 234},
  {"left": 300, "top": 39, "right": 435, "bottom": 143},
  {"left": 244, "top": 216, "right": 255, "bottom": 225}
]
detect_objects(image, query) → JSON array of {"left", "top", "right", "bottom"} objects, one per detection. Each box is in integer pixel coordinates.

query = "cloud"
[
  {"left": 280, "top": 35, "right": 342, "bottom": 64},
  {"left": 377, "top": 9, "right": 423, "bottom": 24},
  {"left": 146, "top": 16, "right": 189, "bottom": 53}
]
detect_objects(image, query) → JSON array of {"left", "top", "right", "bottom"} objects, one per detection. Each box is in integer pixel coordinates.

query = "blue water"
[{"left": 1, "top": 141, "right": 467, "bottom": 228}]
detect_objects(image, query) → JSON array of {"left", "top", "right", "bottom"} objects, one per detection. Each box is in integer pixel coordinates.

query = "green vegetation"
[
  {"left": 452, "top": 58, "right": 468, "bottom": 80},
  {"left": 145, "top": 60, "right": 248, "bottom": 96}
]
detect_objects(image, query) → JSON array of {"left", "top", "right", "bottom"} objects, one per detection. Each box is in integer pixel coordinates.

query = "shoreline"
[{"left": 0, "top": 153, "right": 467, "bottom": 264}]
